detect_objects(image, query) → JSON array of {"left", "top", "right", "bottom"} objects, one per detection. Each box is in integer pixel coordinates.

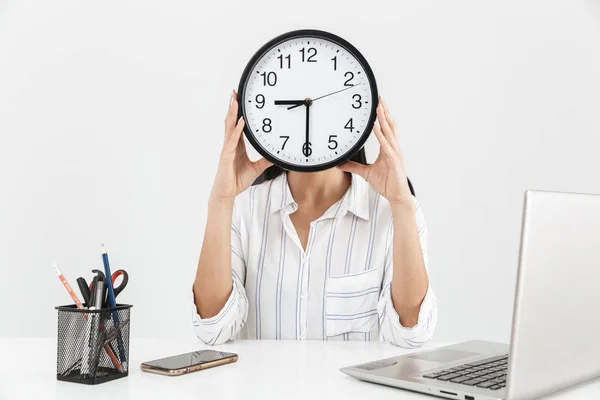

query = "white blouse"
[{"left": 192, "top": 172, "right": 437, "bottom": 347}]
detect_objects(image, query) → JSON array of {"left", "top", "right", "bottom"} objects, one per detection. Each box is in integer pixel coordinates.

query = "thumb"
[{"left": 337, "top": 160, "right": 369, "bottom": 179}]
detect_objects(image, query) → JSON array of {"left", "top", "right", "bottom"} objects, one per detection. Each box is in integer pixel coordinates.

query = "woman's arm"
[
  {"left": 377, "top": 198, "right": 437, "bottom": 347},
  {"left": 193, "top": 198, "right": 236, "bottom": 318},
  {"left": 338, "top": 97, "right": 436, "bottom": 344},
  {"left": 191, "top": 197, "right": 249, "bottom": 345},
  {"left": 193, "top": 91, "right": 271, "bottom": 319},
  {"left": 388, "top": 200, "right": 429, "bottom": 326}
]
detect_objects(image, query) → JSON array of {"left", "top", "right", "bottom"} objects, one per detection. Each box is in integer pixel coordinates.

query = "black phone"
[{"left": 140, "top": 350, "right": 238, "bottom": 376}]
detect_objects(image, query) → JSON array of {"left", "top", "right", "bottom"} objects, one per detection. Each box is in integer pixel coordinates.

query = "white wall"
[{"left": 1, "top": 0, "right": 599, "bottom": 342}]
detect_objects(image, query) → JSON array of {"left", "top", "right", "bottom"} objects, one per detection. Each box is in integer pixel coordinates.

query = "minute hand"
[{"left": 287, "top": 83, "right": 362, "bottom": 110}]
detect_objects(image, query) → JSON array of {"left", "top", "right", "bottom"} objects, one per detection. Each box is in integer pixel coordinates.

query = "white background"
[{"left": 1, "top": 0, "right": 599, "bottom": 343}]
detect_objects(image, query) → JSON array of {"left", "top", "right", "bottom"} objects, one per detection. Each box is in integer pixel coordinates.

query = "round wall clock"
[{"left": 237, "top": 29, "right": 378, "bottom": 172}]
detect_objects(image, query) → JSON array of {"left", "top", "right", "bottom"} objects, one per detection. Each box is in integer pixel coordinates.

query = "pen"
[
  {"left": 52, "top": 263, "right": 123, "bottom": 372},
  {"left": 88, "top": 277, "right": 105, "bottom": 378},
  {"left": 89, "top": 275, "right": 98, "bottom": 308},
  {"left": 76, "top": 277, "right": 91, "bottom": 306},
  {"left": 93, "top": 279, "right": 105, "bottom": 309},
  {"left": 101, "top": 245, "right": 127, "bottom": 367}
]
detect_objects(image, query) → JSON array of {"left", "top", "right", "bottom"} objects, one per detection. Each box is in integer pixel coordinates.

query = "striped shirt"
[{"left": 192, "top": 172, "right": 437, "bottom": 347}]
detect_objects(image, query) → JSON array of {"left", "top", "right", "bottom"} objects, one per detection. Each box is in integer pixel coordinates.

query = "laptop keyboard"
[{"left": 422, "top": 354, "right": 509, "bottom": 391}]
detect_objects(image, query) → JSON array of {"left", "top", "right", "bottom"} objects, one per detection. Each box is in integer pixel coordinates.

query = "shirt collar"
[
  {"left": 269, "top": 172, "right": 370, "bottom": 221},
  {"left": 346, "top": 173, "right": 371, "bottom": 220},
  {"left": 269, "top": 172, "right": 297, "bottom": 214}
]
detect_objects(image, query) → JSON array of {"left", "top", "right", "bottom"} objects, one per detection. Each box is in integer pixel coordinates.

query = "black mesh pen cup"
[{"left": 55, "top": 304, "right": 132, "bottom": 384}]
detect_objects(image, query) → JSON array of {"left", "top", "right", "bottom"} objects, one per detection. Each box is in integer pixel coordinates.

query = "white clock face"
[{"left": 240, "top": 33, "right": 377, "bottom": 171}]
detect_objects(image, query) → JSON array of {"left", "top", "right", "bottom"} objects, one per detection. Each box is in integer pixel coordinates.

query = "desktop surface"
[{"left": 1, "top": 338, "right": 599, "bottom": 399}]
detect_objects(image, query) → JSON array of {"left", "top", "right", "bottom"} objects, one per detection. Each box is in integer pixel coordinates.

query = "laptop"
[{"left": 341, "top": 190, "right": 600, "bottom": 400}]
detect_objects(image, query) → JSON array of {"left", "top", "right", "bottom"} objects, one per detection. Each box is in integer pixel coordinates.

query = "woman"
[{"left": 192, "top": 91, "right": 437, "bottom": 347}]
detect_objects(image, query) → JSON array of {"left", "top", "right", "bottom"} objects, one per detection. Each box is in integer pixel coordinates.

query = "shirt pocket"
[{"left": 326, "top": 268, "right": 381, "bottom": 337}]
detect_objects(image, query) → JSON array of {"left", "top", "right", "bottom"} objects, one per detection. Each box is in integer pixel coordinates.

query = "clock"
[{"left": 237, "top": 29, "right": 378, "bottom": 172}]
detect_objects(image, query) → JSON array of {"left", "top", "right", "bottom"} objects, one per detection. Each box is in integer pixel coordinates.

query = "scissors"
[{"left": 107, "top": 269, "right": 129, "bottom": 300}]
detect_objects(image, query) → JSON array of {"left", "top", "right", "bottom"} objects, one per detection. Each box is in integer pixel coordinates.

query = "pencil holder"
[{"left": 55, "top": 304, "right": 132, "bottom": 385}]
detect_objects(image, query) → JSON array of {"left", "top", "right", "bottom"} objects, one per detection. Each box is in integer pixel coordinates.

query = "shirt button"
[
  {"left": 300, "top": 335, "right": 306, "bottom": 340},
  {"left": 300, "top": 293, "right": 306, "bottom": 299}
]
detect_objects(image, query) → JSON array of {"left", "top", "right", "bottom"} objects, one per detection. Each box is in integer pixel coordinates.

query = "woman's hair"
[{"left": 252, "top": 147, "right": 416, "bottom": 197}]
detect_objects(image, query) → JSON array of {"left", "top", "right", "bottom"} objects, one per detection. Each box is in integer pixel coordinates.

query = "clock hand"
[
  {"left": 287, "top": 84, "right": 362, "bottom": 110},
  {"left": 303, "top": 102, "right": 312, "bottom": 157},
  {"left": 274, "top": 100, "right": 305, "bottom": 106},
  {"left": 311, "top": 83, "right": 363, "bottom": 103}
]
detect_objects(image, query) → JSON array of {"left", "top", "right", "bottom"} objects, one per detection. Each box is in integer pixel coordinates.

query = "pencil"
[
  {"left": 52, "top": 263, "right": 123, "bottom": 372},
  {"left": 101, "top": 245, "right": 127, "bottom": 367}
]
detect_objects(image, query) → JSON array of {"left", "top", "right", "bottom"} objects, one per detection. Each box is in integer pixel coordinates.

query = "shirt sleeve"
[
  {"left": 191, "top": 200, "right": 249, "bottom": 345},
  {"left": 378, "top": 197, "right": 438, "bottom": 348}
]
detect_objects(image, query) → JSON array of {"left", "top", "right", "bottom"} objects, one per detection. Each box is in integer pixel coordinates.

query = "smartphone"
[{"left": 140, "top": 350, "right": 238, "bottom": 376}]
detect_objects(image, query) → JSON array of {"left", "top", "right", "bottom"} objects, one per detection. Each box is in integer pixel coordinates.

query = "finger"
[
  {"left": 379, "top": 98, "right": 400, "bottom": 152},
  {"left": 224, "top": 116, "right": 245, "bottom": 152},
  {"left": 224, "top": 90, "right": 237, "bottom": 134},
  {"left": 252, "top": 157, "right": 273, "bottom": 175},
  {"left": 337, "top": 160, "right": 370, "bottom": 179},
  {"left": 377, "top": 101, "right": 400, "bottom": 155},
  {"left": 373, "top": 122, "right": 396, "bottom": 158},
  {"left": 376, "top": 102, "right": 395, "bottom": 147},
  {"left": 380, "top": 98, "right": 397, "bottom": 132}
]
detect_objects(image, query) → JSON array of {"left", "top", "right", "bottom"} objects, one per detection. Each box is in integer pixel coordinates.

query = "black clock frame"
[{"left": 237, "top": 29, "right": 378, "bottom": 172}]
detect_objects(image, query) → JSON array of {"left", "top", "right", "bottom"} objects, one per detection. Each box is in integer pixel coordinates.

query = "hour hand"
[{"left": 274, "top": 100, "right": 305, "bottom": 106}]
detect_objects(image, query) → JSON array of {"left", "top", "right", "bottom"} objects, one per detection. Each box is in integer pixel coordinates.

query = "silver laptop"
[{"left": 341, "top": 190, "right": 600, "bottom": 400}]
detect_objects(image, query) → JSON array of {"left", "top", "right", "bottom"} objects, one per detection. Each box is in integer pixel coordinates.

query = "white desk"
[{"left": 1, "top": 338, "right": 599, "bottom": 399}]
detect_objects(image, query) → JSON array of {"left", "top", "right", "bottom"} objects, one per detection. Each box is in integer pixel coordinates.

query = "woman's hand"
[
  {"left": 211, "top": 91, "right": 273, "bottom": 204},
  {"left": 338, "top": 97, "right": 413, "bottom": 207}
]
